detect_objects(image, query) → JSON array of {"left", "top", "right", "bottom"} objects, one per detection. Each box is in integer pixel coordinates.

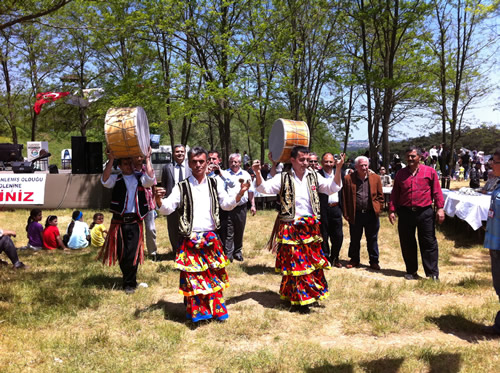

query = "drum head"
[
  {"left": 269, "top": 119, "right": 286, "bottom": 162},
  {"left": 135, "top": 107, "right": 150, "bottom": 156}
]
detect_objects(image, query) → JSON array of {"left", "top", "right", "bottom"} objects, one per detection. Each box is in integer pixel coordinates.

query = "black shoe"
[
  {"left": 483, "top": 325, "right": 500, "bottom": 336},
  {"left": 14, "top": 262, "right": 27, "bottom": 270},
  {"left": 332, "top": 259, "right": 342, "bottom": 268},
  {"left": 428, "top": 275, "right": 439, "bottom": 282},
  {"left": 124, "top": 286, "right": 136, "bottom": 294},
  {"left": 290, "top": 305, "right": 311, "bottom": 314},
  {"left": 233, "top": 254, "right": 244, "bottom": 262},
  {"left": 369, "top": 262, "right": 381, "bottom": 271},
  {"left": 404, "top": 273, "right": 420, "bottom": 280},
  {"left": 346, "top": 260, "right": 359, "bottom": 269}
]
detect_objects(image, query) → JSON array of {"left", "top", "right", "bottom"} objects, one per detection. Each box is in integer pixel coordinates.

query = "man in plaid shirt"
[{"left": 389, "top": 146, "right": 445, "bottom": 281}]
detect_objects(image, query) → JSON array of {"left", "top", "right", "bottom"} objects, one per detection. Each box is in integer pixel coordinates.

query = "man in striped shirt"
[{"left": 389, "top": 146, "right": 445, "bottom": 281}]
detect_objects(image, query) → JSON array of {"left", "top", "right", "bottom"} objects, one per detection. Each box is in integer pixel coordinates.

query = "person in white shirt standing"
[
  {"left": 221, "top": 153, "right": 256, "bottom": 262},
  {"left": 253, "top": 146, "right": 344, "bottom": 312},
  {"left": 155, "top": 146, "right": 250, "bottom": 322}
]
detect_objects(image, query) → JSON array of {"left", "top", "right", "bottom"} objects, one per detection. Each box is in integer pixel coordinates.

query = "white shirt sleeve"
[
  {"left": 157, "top": 184, "right": 181, "bottom": 216},
  {"left": 141, "top": 172, "right": 155, "bottom": 188},
  {"left": 101, "top": 174, "right": 118, "bottom": 189},
  {"left": 216, "top": 178, "right": 238, "bottom": 211},
  {"left": 317, "top": 172, "right": 341, "bottom": 195},
  {"left": 256, "top": 173, "right": 282, "bottom": 194}
]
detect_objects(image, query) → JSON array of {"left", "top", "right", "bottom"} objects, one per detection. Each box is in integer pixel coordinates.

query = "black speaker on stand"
[
  {"left": 86, "top": 142, "right": 103, "bottom": 174},
  {"left": 71, "top": 136, "right": 87, "bottom": 174}
]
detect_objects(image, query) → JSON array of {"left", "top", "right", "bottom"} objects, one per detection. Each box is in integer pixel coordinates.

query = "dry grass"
[{"left": 0, "top": 178, "right": 498, "bottom": 372}]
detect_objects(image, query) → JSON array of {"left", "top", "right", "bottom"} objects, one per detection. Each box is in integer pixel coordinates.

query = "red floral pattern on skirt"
[
  {"left": 276, "top": 216, "right": 330, "bottom": 305},
  {"left": 177, "top": 231, "right": 229, "bottom": 322}
]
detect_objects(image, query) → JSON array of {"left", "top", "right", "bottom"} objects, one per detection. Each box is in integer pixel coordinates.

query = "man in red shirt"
[{"left": 389, "top": 146, "right": 445, "bottom": 281}]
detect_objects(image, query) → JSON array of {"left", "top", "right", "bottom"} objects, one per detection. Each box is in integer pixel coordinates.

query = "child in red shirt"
[{"left": 43, "top": 215, "right": 67, "bottom": 250}]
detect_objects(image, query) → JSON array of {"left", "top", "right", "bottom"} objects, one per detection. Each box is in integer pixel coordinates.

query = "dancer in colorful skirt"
[
  {"left": 155, "top": 146, "right": 250, "bottom": 322},
  {"left": 253, "top": 146, "right": 344, "bottom": 311}
]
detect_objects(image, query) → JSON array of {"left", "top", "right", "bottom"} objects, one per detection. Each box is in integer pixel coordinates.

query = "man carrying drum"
[
  {"left": 99, "top": 147, "right": 155, "bottom": 294},
  {"left": 252, "top": 146, "right": 344, "bottom": 312}
]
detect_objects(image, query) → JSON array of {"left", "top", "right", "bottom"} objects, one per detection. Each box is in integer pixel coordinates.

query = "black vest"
[
  {"left": 278, "top": 169, "right": 321, "bottom": 221},
  {"left": 177, "top": 177, "right": 220, "bottom": 236},
  {"left": 109, "top": 173, "right": 149, "bottom": 219}
]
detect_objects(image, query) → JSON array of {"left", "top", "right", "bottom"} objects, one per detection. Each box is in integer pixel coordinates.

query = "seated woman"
[
  {"left": 66, "top": 211, "right": 90, "bottom": 250},
  {"left": 43, "top": 215, "right": 67, "bottom": 250}
]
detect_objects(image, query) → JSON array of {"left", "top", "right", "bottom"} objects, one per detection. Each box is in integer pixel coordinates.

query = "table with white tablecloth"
[{"left": 442, "top": 189, "right": 491, "bottom": 230}]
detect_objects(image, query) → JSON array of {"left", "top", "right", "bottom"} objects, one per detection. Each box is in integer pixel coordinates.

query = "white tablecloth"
[{"left": 442, "top": 189, "right": 491, "bottom": 230}]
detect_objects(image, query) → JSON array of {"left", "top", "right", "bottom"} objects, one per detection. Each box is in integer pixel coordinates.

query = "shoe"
[
  {"left": 483, "top": 325, "right": 500, "bottom": 336},
  {"left": 124, "top": 286, "right": 136, "bottom": 294},
  {"left": 138, "top": 282, "right": 148, "bottom": 288},
  {"left": 428, "top": 275, "right": 439, "bottom": 282},
  {"left": 332, "top": 259, "right": 342, "bottom": 268},
  {"left": 346, "top": 260, "right": 360, "bottom": 269},
  {"left": 369, "top": 263, "right": 381, "bottom": 271},
  {"left": 14, "top": 262, "right": 27, "bottom": 270},
  {"left": 404, "top": 273, "right": 420, "bottom": 280},
  {"left": 290, "top": 305, "right": 311, "bottom": 314},
  {"left": 233, "top": 254, "right": 244, "bottom": 262},
  {"left": 148, "top": 253, "right": 157, "bottom": 262}
]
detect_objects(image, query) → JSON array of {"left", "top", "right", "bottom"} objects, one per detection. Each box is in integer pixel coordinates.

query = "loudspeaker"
[
  {"left": 86, "top": 142, "right": 103, "bottom": 174},
  {"left": 71, "top": 136, "right": 87, "bottom": 174},
  {"left": 49, "top": 164, "right": 59, "bottom": 174}
]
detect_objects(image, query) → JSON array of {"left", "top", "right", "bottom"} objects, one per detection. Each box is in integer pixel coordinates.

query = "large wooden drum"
[
  {"left": 104, "top": 107, "right": 150, "bottom": 159},
  {"left": 269, "top": 118, "right": 310, "bottom": 163}
]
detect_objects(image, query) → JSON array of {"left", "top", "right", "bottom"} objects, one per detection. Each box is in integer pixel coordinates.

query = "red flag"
[{"left": 33, "top": 91, "right": 70, "bottom": 114}]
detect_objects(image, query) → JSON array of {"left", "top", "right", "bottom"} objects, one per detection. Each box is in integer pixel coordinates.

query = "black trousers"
[
  {"left": 348, "top": 210, "right": 380, "bottom": 264},
  {"left": 0, "top": 235, "right": 20, "bottom": 265},
  {"left": 320, "top": 205, "right": 343, "bottom": 262},
  {"left": 397, "top": 206, "right": 439, "bottom": 277},
  {"left": 167, "top": 211, "right": 180, "bottom": 253},
  {"left": 117, "top": 222, "right": 141, "bottom": 289},
  {"left": 221, "top": 204, "right": 247, "bottom": 260}
]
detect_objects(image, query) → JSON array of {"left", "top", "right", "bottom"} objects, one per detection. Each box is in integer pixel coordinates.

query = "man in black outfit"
[{"left": 318, "top": 153, "right": 344, "bottom": 267}]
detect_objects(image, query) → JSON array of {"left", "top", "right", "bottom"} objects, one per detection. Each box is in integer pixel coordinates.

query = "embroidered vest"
[
  {"left": 109, "top": 173, "right": 149, "bottom": 219},
  {"left": 278, "top": 169, "right": 321, "bottom": 220},
  {"left": 177, "top": 177, "right": 221, "bottom": 236}
]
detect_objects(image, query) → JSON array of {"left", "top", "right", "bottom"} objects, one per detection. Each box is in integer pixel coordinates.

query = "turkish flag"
[{"left": 33, "top": 91, "right": 70, "bottom": 114}]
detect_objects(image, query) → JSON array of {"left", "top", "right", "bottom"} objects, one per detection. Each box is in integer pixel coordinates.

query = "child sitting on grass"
[
  {"left": 43, "top": 215, "right": 67, "bottom": 250},
  {"left": 90, "top": 213, "right": 107, "bottom": 249},
  {"left": 66, "top": 211, "right": 90, "bottom": 250},
  {"left": 25, "top": 208, "right": 43, "bottom": 251}
]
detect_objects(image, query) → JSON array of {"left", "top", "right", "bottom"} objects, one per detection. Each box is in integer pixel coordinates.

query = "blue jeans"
[
  {"left": 348, "top": 210, "right": 380, "bottom": 264},
  {"left": 490, "top": 250, "right": 500, "bottom": 331}
]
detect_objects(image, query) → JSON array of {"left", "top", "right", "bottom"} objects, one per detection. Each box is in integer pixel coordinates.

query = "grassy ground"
[{"left": 1, "top": 179, "right": 498, "bottom": 372}]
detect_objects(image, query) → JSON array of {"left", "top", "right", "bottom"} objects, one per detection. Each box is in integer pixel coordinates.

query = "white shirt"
[
  {"left": 158, "top": 175, "right": 238, "bottom": 232},
  {"left": 429, "top": 148, "right": 438, "bottom": 157},
  {"left": 101, "top": 173, "right": 155, "bottom": 213},
  {"left": 256, "top": 168, "right": 342, "bottom": 218},
  {"left": 225, "top": 168, "right": 254, "bottom": 206},
  {"left": 321, "top": 169, "right": 340, "bottom": 204}
]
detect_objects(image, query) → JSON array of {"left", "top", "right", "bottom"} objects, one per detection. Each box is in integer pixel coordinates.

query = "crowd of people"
[{"left": 1, "top": 144, "right": 499, "bottom": 335}]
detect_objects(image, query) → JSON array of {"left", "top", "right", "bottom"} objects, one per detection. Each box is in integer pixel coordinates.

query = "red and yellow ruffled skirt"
[
  {"left": 276, "top": 216, "right": 330, "bottom": 305},
  {"left": 176, "top": 231, "right": 230, "bottom": 322}
]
